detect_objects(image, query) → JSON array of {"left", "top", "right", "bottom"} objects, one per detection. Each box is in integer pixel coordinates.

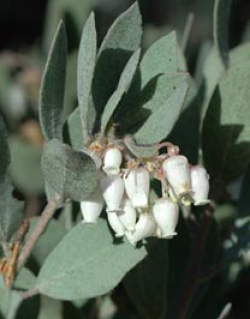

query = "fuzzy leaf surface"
[
  {"left": 39, "top": 21, "right": 67, "bottom": 141},
  {"left": 77, "top": 13, "right": 97, "bottom": 137},
  {"left": 134, "top": 81, "right": 188, "bottom": 145},
  {"left": 91, "top": 3, "right": 142, "bottom": 121},
  {"left": 41, "top": 139, "right": 96, "bottom": 201},
  {"left": 36, "top": 219, "right": 147, "bottom": 300},
  {"left": 202, "top": 63, "right": 250, "bottom": 183}
]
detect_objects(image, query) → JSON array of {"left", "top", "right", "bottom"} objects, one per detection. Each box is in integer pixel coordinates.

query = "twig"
[
  {"left": 176, "top": 207, "right": 213, "bottom": 319},
  {"left": 17, "top": 194, "right": 61, "bottom": 271},
  {"left": 20, "top": 287, "right": 40, "bottom": 300}
]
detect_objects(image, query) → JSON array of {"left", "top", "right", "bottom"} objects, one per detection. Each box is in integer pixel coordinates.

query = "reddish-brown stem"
[{"left": 17, "top": 194, "right": 60, "bottom": 271}]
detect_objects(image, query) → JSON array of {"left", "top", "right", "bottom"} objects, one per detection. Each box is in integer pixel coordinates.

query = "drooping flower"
[
  {"left": 100, "top": 174, "right": 124, "bottom": 211},
  {"left": 163, "top": 155, "right": 191, "bottom": 197},
  {"left": 152, "top": 198, "right": 179, "bottom": 238},
  {"left": 102, "top": 147, "right": 123, "bottom": 175},
  {"left": 106, "top": 211, "right": 125, "bottom": 237},
  {"left": 124, "top": 167, "right": 150, "bottom": 208},
  {"left": 125, "top": 212, "right": 155, "bottom": 246},
  {"left": 80, "top": 186, "right": 104, "bottom": 223},
  {"left": 118, "top": 197, "right": 137, "bottom": 231},
  {"left": 190, "top": 165, "right": 210, "bottom": 205}
]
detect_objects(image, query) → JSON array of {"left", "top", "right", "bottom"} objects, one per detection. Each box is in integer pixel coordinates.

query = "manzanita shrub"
[{"left": 1, "top": 0, "right": 250, "bottom": 318}]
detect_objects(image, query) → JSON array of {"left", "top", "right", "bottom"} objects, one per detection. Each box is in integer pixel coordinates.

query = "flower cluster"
[{"left": 80, "top": 138, "right": 210, "bottom": 246}]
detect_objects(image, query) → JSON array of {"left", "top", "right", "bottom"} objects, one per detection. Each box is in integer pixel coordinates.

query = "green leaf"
[
  {"left": 41, "top": 139, "right": 97, "bottom": 201},
  {"left": 101, "top": 49, "right": 141, "bottom": 134},
  {"left": 39, "top": 20, "right": 67, "bottom": 141},
  {"left": 0, "top": 276, "right": 21, "bottom": 319},
  {"left": 140, "top": 31, "right": 178, "bottom": 88},
  {"left": 36, "top": 219, "right": 147, "bottom": 300},
  {"left": 0, "top": 180, "right": 23, "bottom": 242},
  {"left": 9, "top": 136, "right": 44, "bottom": 195},
  {"left": 14, "top": 268, "right": 36, "bottom": 291},
  {"left": 213, "top": 0, "right": 232, "bottom": 68},
  {"left": 0, "top": 115, "right": 10, "bottom": 192},
  {"left": 67, "top": 108, "right": 83, "bottom": 150},
  {"left": 77, "top": 13, "right": 97, "bottom": 138},
  {"left": 91, "top": 3, "right": 142, "bottom": 119},
  {"left": 123, "top": 240, "right": 168, "bottom": 319},
  {"left": 202, "top": 63, "right": 250, "bottom": 183},
  {"left": 134, "top": 81, "right": 188, "bottom": 145}
]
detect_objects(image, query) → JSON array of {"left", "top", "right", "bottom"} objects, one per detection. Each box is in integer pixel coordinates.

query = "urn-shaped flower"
[
  {"left": 152, "top": 198, "right": 179, "bottom": 238},
  {"left": 102, "top": 147, "right": 123, "bottom": 175},
  {"left": 100, "top": 174, "right": 124, "bottom": 211},
  {"left": 163, "top": 155, "right": 191, "bottom": 197},
  {"left": 80, "top": 187, "right": 104, "bottom": 223},
  {"left": 190, "top": 165, "right": 210, "bottom": 206}
]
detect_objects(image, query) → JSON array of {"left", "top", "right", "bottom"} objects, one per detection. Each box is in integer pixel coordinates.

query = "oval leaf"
[
  {"left": 36, "top": 219, "right": 147, "bottom": 300},
  {"left": 202, "top": 63, "right": 250, "bottom": 182},
  {"left": 39, "top": 20, "right": 67, "bottom": 141},
  {"left": 41, "top": 139, "right": 97, "bottom": 201},
  {"left": 134, "top": 81, "right": 188, "bottom": 145}
]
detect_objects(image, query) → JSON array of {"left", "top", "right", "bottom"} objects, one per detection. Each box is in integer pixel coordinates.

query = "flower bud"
[
  {"left": 103, "top": 147, "right": 123, "bottom": 175},
  {"left": 100, "top": 174, "right": 124, "bottom": 211},
  {"left": 125, "top": 213, "right": 155, "bottom": 246},
  {"left": 80, "top": 187, "right": 104, "bottom": 223},
  {"left": 118, "top": 198, "right": 137, "bottom": 231},
  {"left": 162, "top": 155, "right": 191, "bottom": 197},
  {"left": 190, "top": 166, "right": 210, "bottom": 206},
  {"left": 152, "top": 198, "right": 179, "bottom": 238},
  {"left": 124, "top": 168, "right": 150, "bottom": 208},
  {"left": 107, "top": 211, "right": 125, "bottom": 237}
]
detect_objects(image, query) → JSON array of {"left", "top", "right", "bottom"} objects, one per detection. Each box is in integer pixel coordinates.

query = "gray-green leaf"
[
  {"left": 0, "top": 180, "right": 23, "bottom": 242},
  {"left": 134, "top": 81, "right": 188, "bottom": 145},
  {"left": 213, "top": 0, "right": 232, "bottom": 68},
  {"left": 36, "top": 219, "right": 147, "bottom": 300},
  {"left": 0, "top": 276, "right": 21, "bottom": 319},
  {"left": 39, "top": 20, "right": 67, "bottom": 141},
  {"left": 202, "top": 63, "right": 250, "bottom": 183},
  {"left": 41, "top": 139, "right": 96, "bottom": 201},
  {"left": 91, "top": 3, "right": 142, "bottom": 120},
  {"left": 77, "top": 13, "right": 97, "bottom": 139},
  {"left": 101, "top": 49, "right": 141, "bottom": 133},
  {"left": 140, "top": 31, "right": 178, "bottom": 88}
]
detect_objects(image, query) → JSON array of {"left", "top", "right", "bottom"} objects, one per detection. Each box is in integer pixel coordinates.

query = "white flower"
[
  {"left": 80, "top": 186, "right": 104, "bottom": 223},
  {"left": 125, "top": 213, "right": 155, "bottom": 246},
  {"left": 118, "top": 198, "right": 137, "bottom": 231},
  {"left": 152, "top": 198, "right": 179, "bottom": 238},
  {"left": 190, "top": 166, "right": 210, "bottom": 205},
  {"left": 107, "top": 211, "right": 125, "bottom": 237},
  {"left": 124, "top": 168, "right": 150, "bottom": 208},
  {"left": 162, "top": 155, "right": 191, "bottom": 197},
  {"left": 103, "top": 147, "right": 123, "bottom": 175},
  {"left": 100, "top": 174, "right": 124, "bottom": 211}
]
